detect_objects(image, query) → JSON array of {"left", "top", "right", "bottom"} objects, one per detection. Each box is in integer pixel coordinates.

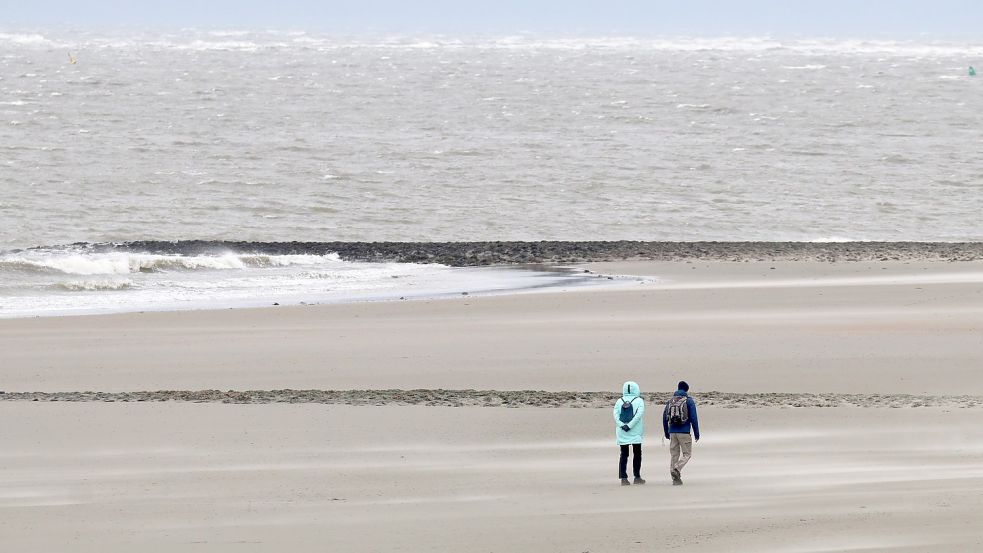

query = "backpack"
[
  {"left": 666, "top": 396, "right": 689, "bottom": 426},
  {"left": 619, "top": 397, "right": 637, "bottom": 424}
]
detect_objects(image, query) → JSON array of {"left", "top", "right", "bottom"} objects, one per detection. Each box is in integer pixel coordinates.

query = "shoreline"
[
  {"left": 8, "top": 257, "right": 982, "bottom": 321},
  {"left": 0, "top": 263, "right": 632, "bottom": 320},
  {"left": 5, "top": 243, "right": 983, "bottom": 320}
]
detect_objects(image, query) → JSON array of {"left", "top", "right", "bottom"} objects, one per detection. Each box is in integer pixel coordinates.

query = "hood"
[
  {"left": 673, "top": 389, "right": 688, "bottom": 397},
  {"left": 622, "top": 381, "right": 640, "bottom": 399}
]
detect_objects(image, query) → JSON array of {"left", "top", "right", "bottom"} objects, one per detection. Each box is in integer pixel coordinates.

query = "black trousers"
[{"left": 618, "top": 443, "right": 642, "bottom": 479}]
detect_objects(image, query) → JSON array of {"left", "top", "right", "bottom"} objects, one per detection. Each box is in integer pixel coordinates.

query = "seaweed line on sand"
[{"left": 1, "top": 390, "right": 981, "bottom": 409}]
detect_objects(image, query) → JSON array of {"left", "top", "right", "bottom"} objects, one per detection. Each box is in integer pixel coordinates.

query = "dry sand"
[
  {"left": 2, "top": 403, "right": 982, "bottom": 552},
  {"left": 2, "top": 260, "right": 983, "bottom": 551}
]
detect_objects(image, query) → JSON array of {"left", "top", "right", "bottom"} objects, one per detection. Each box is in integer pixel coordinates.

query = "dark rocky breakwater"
[{"left": 48, "top": 241, "right": 983, "bottom": 266}]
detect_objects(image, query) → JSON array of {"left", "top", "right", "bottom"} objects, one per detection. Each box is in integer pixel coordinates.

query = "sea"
[{"left": 1, "top": 30, "right": 982, "bottom": 316}]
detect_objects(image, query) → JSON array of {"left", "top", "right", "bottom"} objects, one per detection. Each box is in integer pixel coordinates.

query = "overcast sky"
[{"left": 4, "top": 0, "right": 982, "bottom": 37}]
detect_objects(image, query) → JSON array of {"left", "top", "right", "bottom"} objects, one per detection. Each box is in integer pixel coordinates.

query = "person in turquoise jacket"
[{"left": 612, "top": 380, "right": 646, "bottom": 485}]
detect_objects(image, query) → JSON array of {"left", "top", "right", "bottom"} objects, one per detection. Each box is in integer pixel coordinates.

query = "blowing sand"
[
  {"left": 2, "top": 403, "right": 982, "bottom": 552},
  {"left": 2, "top": 260, "right": 983, "bottom": 551}
]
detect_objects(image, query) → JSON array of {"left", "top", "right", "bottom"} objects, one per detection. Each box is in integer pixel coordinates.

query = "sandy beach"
[
  {"left": 3, "top": 260, "right": 983, "bottom": 551},
  {"left": 3, "top": 260, "right": 982, "bottom": 394},
  {"left": 2, "top": 403, "right": 983, "bottom": 552},
  {"left": 8, "top": 5, "right": 983, "bottom": 549}
]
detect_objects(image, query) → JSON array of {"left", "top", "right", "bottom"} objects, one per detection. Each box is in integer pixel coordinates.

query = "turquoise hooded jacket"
[{"left": 613, "top": 381, "right": 645, "bottom": 445}]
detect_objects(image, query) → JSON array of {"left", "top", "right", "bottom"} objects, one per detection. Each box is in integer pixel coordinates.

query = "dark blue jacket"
[{"left": 663, "top": 390, "right": 700, "bottom": 440}]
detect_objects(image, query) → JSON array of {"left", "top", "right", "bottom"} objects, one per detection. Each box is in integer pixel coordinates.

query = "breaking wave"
[
  {"left": 5, "top": 30, "right": 983, "bottom": 57},
  {"left": 51, "top": 280, "right": 135, "bottom": 292},
  {"left": 0, "top": 251, "right": 341, "bottom": 276},
  {"left": 0, "top": 244, "right": 603, "bottom": 318}
]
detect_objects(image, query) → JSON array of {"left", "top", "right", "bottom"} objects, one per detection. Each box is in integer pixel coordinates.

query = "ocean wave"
[
  {"left": 146, "top": 39, "right": 285, "bottom": 52},
  {"left": 808, "top": 236, "right": 868, "bottom": 243},
  {"left": 51, "top": 280, "right": 134, "bottom": 292},
  {"left": 0, "top": 252, "right": 341, "bottom": 276},
  {"left": 11, "top": 31, "right": 983, "bottom": 57},
  {"left": 676, "top": 103, "right": 711, "bottom": 110},
  {"left": 480, "top": 37, "right": 983, "bottom": 56},
  {"left": 0, "top": 32, "right": 51, "bottom": 46},
  {"left": 207, "top": 30, "right": 253, "bottom": 38}
]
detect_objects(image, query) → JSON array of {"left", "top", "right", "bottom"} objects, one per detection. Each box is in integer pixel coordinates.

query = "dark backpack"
[
  {"left": 666, "top": 396, "right": 689, "bottom": 426},
  {"left": 619, "top": 397, "right": 637, "bottom": 424}
]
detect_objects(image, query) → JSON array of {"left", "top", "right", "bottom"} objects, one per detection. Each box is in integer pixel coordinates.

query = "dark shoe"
[
  {"left": 621, "top": 478, "right": 631, "bottom": 486},
  {"left": 633, "top": 477, "right": 646, "bottom": 485},
  {"left": 670, "top": 468, "right": 681, "bottom": 480},
  {"left": 672, "top": 477, "right": 683, "bottom": 486}
]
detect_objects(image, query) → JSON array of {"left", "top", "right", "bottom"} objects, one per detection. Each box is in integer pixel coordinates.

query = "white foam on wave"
[
  {"left": 52, "top": 279, "right": 134, "bottom": 292},
  {"left": 10, "top": 31, "right": 983, "bottom": 57},
  {"left": 0, "top": 249, "right": 606, "bottom": 318},
  {"left": 0, "top": 33, "right": 50, "bottom": 46},
  {"left": 347, "top": 36, "right": 983, "bottom": 57},
  {"left": 0, "top": 251, "right": 339, "bottom": 276},
  {"left": 0, "top": 32, "right": 71, "bottom": 50},
  {"left": 172, "top": 40, "right": 264, "bottom": 52},
  {"left": 808, "top": 236, "right": 865, "bottom": 243},
  {"left": 142, "top": 39, "right": 287, "bottom": 52},
  {"left": 207, "top": 30, "right": 252, "bottom": 38}
]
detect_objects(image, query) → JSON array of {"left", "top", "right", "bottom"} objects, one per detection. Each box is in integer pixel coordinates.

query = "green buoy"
[{"left": 971, "top": 66, "right": 977, "bottom": 77}]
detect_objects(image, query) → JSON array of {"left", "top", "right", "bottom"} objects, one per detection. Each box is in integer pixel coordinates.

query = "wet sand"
[
  {"left": 4, "top": 389, "right": 983, "bottom": 409},
  {"left": 2, "top": 261, "right": 982, "bottom": 394},
  {"left": 2, "top": 259, "right": 983, "bottom": 551}
]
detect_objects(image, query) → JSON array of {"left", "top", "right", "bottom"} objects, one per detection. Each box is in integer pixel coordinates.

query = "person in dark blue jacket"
[{"left": 662, "top": 380, "right": 700, "bottom": 485}]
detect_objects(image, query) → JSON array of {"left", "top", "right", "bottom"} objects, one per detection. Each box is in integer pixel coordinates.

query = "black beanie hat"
[{"left": 677, "top": 381, "right": 689, "bottom": 392}]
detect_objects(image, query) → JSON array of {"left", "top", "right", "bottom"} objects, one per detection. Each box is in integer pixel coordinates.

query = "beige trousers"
[{"left": 669, "top": 433, "right": 693, "bottom": 472}]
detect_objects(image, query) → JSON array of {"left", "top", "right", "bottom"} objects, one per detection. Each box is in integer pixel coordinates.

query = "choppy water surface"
[
  {"left": 2, "top": 31, "right": 982, "bottom": 316},
  {"left": 2, "top": 31, "right": 982, "bottom": 249}
]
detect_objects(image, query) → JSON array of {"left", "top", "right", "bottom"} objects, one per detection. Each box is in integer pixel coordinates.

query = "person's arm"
[
  {"left": 689, "top": 398, "right": 700, "bottom": 441},
  {"left": 662, "top": 402, "right": 670, "bottom": 438},
  {"left": 613, "top": 399, "right": 623, "bottom": 427},
  {"left": 626, "top": 399, "right": 645, "bottom": 429}
]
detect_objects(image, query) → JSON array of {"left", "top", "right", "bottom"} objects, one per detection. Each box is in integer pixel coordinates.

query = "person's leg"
[
  {"left": 619, "top": 444, "right": 629, "bottom": 480},
  {"left": 632, "top": 443, "right": 642, "bottom": 478},
  {"left": 669, "top": 434, "right": 681, "bottom": 471},
  {"left": 675, "top": 434, "right": 694, "bottom": 473},
  {"left": 669, "top": 434, "right": 683, "bottom": 484}
]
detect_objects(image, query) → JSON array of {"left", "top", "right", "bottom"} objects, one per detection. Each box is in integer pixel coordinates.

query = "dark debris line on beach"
[
  {"left": 60, "top": 241, "right": 983, "bottom": 266},
  {"left": 0, "top": 390, "right": 980, "bottom": 409}
]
